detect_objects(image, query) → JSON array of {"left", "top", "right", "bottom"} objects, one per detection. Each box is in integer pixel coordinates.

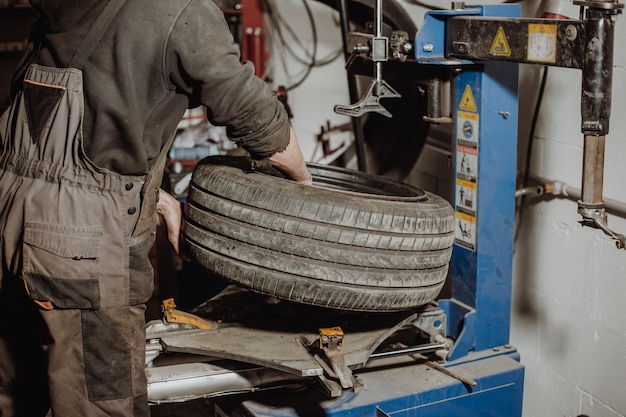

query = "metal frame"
[
  {"left": 150, "top": 2, "right": 623, "bottom": 415},
  {"left": 207, "top": 5, "right": 527, "bottom": 416},
  {"left": 424, "top": 4, "right": 521, "bottom": 362}
]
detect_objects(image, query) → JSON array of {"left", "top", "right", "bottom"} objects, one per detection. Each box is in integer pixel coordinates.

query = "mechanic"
[{"left": 0, "top": 0, "right": 312, "bottom": 416}]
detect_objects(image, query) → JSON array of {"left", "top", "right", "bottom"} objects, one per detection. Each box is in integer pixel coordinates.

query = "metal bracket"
[
  {"left": 334, "top": 79, "right": 400, "bottom": 118},
  {"left": 311, "top": 327, "right": 354, "bottom": 390},
  {"left": 334, "top": 0, "right": 401, "bottom": 118},
  {"left": 578, "top": 205, "right": 626, "bottom": 249},
  {"left": 411, "top": 303, "right": 447, "bottom": 342}
]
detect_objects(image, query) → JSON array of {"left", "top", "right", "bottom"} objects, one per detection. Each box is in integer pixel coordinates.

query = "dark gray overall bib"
[{"left": 0, "top": 2, "right": 170, "bottom": 415}]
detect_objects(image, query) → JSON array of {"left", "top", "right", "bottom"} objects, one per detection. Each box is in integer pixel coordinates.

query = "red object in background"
[
  {"left": 543, "top": 12, "right": 570, "bottom": 19},
  {"left": 241, "top": 0, "right": 266, "bottom": 78},
  {"left": 541, "top": 0, "right": 573, "bottom": 19}
]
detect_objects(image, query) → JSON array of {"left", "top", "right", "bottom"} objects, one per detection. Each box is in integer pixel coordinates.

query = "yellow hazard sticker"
[
  {"left": 459, "top": 85, "right": 477, "bottom": 112},
  {"left": 456, "top": 210, "right": 476, "bottom": 224},
  {"left": 490, "top": 26, "right": 511, "bottom": 57},
  {"left": 528, "top": 24, "right": 557, "bottom": 63}
]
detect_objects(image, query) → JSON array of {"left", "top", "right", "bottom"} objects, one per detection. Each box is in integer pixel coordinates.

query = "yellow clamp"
[
  {"left": 319, "top": 326, "right": 344, "bottom": 349},
  {"left": 162, "top": 298, "right": 213, "bottom": 330}
]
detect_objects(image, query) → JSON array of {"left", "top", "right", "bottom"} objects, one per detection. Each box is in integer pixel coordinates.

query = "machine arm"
[
  {"left": 334, "top": 0, "right": 402, "bottom": 118},
  {"left": 426, "top": 1, "right": 625, "bottom": 248}
]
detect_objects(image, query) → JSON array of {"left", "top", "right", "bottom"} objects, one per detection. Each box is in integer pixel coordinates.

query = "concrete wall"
[
  {"left": 274, "top": 1, "right": 626, "bottom": 416},
  {"left": 510, "top": 3, "right": 626, "bottom": 416},
  {"left": 262, "top": 0, "right": 351, "bottom": 162}
]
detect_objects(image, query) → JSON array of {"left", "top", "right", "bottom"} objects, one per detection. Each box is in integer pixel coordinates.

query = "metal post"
[
  {"left": 374, "top": 0, "right": 383, "bottom": 95},
  {"left": 581, "top": 135, "right": 606, "bottom": 206},
  {"left": 338, "top": 0, "right": 368, "bottom": 172},
  {"left": 433, "top": 4, "right": 521, "bottom": 360},
  {"left": 577, "top": 5, "right": 616, "bottom": 225}
]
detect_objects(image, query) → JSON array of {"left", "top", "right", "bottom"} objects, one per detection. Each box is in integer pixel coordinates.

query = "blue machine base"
[{"left": 215, "top": 348, "right": 524, "bottom": 417}]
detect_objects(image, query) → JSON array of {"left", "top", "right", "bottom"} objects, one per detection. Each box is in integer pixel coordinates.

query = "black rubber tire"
[{"left": 183, "top": 156, "right": 454, "bottom": 312}]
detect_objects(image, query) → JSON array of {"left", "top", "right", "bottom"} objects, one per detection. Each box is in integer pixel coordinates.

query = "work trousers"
[{"left": 0, "top": 282, "right": 148, "bottom": 417}]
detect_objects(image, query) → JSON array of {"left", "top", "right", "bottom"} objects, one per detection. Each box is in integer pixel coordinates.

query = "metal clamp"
[
  {"left": 161, "top": 298, "right": 214, "bottom": 330},
  {"left": 334, "top": 0, "right": 401, "bottom": 118},
  {"left": 334, "top": 79, "right": 400, "bottom": 118},
  {"left": 298, "top": 327, "right": 363, "bottom": 396},
  {"left": 314, "top": 327, "right": 354, "bottom": 389},
  {"left": 578, "top": 205, "right": 626, "bottom": 249}
]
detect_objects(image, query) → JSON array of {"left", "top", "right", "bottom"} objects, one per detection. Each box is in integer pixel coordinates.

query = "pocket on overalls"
[
  {"left": 22, "top": 223, "right": 103, "bottom": 309},
  {"left": 128, "top": 230, "right": 156, "bottom": 305}
]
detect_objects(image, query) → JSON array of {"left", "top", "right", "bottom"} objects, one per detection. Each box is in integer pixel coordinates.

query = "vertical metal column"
[
  {"left": 338, "top": 0, "right": 368, "bottom": 172},
  {"left": 577, "top": 5, "right": 616, "bottom": 227},
  {"left": 432, "top": 4, "right": 520, "bottom": 361}
]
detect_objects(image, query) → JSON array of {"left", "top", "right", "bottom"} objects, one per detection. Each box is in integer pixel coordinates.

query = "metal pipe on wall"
[{"left": 517, "top": 176, "right": 626, "bottom": 219}]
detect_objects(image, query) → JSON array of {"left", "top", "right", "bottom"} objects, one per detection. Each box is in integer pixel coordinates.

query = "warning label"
[
  {"left": 456, "top": 111, "right": 479, "bottom": 147},
  {"left": 459, "top": 85, "right": 477, "bottom": 112},
  {"left": 528, "top": 24, "right": 557, "bottom": 63},
  {"left": 490, "top": 26, "right": 511, "bottom": 57},
  {"left": 456, "top": 145, "right": 477, "bottom": 182},
  {"left": 456, "top": 178, "right": 477, "bottom": 215},
  {"left": 455, "top": 211, "right": 476, "bottom": 250},
  {"left": 455, "top": 81, "right": 480, "bottom": 252}
]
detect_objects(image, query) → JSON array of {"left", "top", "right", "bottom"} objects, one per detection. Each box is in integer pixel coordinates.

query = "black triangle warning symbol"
[
  {"left": 490, "top": 26, "right": 511, "bottom": 57},
  {"left": 459, "top": 85, "right": 477, "bottom": 112}
]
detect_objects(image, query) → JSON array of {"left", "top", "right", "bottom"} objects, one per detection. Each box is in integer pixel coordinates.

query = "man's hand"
[
  {"left": 156, "top": 188, "right": 183, "bottom": 255},
  {"left": 268, "top": 127, "right": 313, "bottom": 185}
]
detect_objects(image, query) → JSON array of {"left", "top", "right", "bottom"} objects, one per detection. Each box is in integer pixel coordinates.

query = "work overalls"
[{"left": 0, "top": 3, "right": 169, "bottom": 416}]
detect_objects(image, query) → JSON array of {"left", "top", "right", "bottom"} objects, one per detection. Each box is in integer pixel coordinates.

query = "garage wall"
[
  {"left": 510, "top": 3, "right": 626, "bottom": 417},
  {"left": 262, "top": 0, "right": 352, "bottom": 163},
  {"left": 275, "top": 1, "right": 626, "bottom": 416}
]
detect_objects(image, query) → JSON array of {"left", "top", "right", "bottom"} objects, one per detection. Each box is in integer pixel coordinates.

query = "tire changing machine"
[{"left": 146, "top": 2, "right": 621, "bottom": 416}]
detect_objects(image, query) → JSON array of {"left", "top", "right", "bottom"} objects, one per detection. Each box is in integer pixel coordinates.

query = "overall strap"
[{"left": 68, "top": 0, "right": 126, "bottom": 70}]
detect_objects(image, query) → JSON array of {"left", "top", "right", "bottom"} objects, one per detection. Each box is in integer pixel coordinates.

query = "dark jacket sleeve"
[{"left": 165, "top": 0, "right": 290, "bottom": 159}]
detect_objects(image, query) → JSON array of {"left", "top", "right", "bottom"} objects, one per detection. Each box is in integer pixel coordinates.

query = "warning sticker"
[
  {"left": 528, "top": 24, "right": 557, "bottom": 63},
  {"left": 459, "top": 85, "right": 477, "bottom": 112},
  {"left": 456, "top": 83, "right": 479, "bottom": 252},
  {"left": 456, "top": 145, "right": 477, "bottom": 182},
  {"left": 456, "top": 178, "right": 477, "bottom": 215},
  {"left": 456, "top": 111, "right": 479, "bottom": 147},
  {"left": 455, "top": 211, "right": 476, "bottom": 250},
  {"left": 490, "top": 26, "right": 511, "bottom": 57}
]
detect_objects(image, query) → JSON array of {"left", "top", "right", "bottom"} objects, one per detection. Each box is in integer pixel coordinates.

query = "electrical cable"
[
  {"left": 264, "top": 0, "right": 342, "bottom": 91},
  {"left": 514, "top": 65, "right": 549, "bottom": 243},
  {"left": 265, "top": 0, "right": 314, "bottom": 65}
]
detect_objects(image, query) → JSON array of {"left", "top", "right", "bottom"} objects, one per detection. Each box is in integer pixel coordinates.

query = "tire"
[{"left": 182, "top": 156, "right": 454, "bottom": 312}]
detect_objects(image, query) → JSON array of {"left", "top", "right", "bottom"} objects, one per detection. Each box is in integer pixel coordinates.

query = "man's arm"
[
  {"left": 157, "top": 189, "right": 183, "bottom": 255},
  {"left": 268, "top": 127, "right": 312, "bottom": 185},
  {"left": 158, "top": 127, "right": 312, "bottom": 254}
]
